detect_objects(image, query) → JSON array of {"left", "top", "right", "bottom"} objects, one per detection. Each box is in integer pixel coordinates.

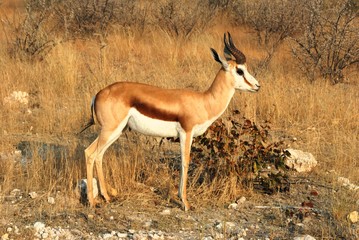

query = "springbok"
[{"left": 81, "top": 32, "right": 260, "bottom": 211}]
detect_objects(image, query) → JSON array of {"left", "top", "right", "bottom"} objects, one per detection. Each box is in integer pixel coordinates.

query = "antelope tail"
[{"left": 78, "top": 96, "right": 96, "bottom": 134}]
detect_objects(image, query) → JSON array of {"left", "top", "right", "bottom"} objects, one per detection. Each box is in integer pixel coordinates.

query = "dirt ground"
[{"left": 1, "top": 169, "right": 358, "bottom": 240}]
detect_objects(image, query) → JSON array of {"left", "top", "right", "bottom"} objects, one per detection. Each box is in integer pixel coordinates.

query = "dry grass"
[{"left": 0, "top": 4, "right": 358, "bottom": 233}]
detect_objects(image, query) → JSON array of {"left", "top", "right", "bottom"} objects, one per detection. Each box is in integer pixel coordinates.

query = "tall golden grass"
[{"left": 0, "top": 4, "right": 358, "bottom": 214}]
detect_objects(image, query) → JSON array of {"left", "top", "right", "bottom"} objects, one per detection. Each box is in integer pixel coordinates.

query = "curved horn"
[{"left": 224, "top": 32, "right": 246, "bottom": 64}]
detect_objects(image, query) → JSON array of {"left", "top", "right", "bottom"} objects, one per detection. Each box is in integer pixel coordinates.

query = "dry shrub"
[
  {"left": 155, "top": 0, "right": 217, "bottom": 40},
  {"left": 190, "top": 111, "right": 289, "bottom": 200},
  {"left": 291, "top": 0, "right": 359, "bottom": 84},
  {"left": 230, "top": 0, "right": 305, "bottom": 73},
  {"left": 1, "top": 1, "right": 58, "bottom": 61}
]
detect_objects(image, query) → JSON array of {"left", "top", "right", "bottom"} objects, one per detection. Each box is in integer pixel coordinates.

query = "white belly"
[{"left": 127, "top": 108, "right": 180, "bottom": 137}]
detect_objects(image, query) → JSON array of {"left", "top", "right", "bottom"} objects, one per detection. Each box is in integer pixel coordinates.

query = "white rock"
[
  {"left": 10, "top": 189, "right": 21, "bottom": 196},
  {"left": 347, "top": 211, "right": 358, "bottom": 223},
  {"left": 228, "top": 203, "right": 238, "bottom": 209},
  {"left": 33, "top": 222, "right": 45, "bottom": 232},
  {"left": 338, "top": 177, "right": 359, "bottom": 191},
  {"left": 202, "top": 237, "right": 214, "bottom": 240},
  {"left": 1, "top": 233, "right": 9, "bottom": 240},
  {"left": 143, "top": 220, "right": 152, "bottom": 228},
  {"left": 29, "top": 191, "right": 38, "bottom": 199},
  {"left": 285, "top": 149, "right": 317, "bottom": 172},
  {"left": 237, "top": 196, "right": 246, "bottom": 204},
  {"left": 14, "top": 226, "right": 19, "bottom": 234},
  {"left": 215, "top": 222, "right": 223, "bottom": 230},
  {"left": 48, "top": 197, "right": 55, "bottom": 204},
  {"left": 160, "top": 209, "right": 171, "bottom": 215},
  {"left": 338, "top": 177, "right": 350, "bottom": 185},
  {"left": 225, "top": 222, "right": 236, "bottom": 228},
  {"left": 79, "top": 178, "right": 98, "bottom": 199},
  {"left": 41, "top": 232, "right": 49, "bottom": 239},
  {"left": 102, "top": 233, "right": 113, "bottom": 239},
  {"left": 294, "top": 235, "right": 316, "bottom": 240},
  {"left": 117, "top": 232, "right": 128, "bottom": 238}
]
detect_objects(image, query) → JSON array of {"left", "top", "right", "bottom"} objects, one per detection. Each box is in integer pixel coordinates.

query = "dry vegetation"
[{"left": 0, "top": 0, "right": 358, "bottom": 238}]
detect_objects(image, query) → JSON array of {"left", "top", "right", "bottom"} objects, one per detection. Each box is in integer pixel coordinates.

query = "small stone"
[
  {"left": 143, "top": 220, "right": 152, "bottom": 228},
  {"left": 33, "top": 222, "right": 45, "bottom": 232},
  {"left": 160, "top": 209, "right": 171, "bottom": 215},
  {"left": 225, "top": 222, "right": 236, "bottom": 229},
  {"left": 10, "top": 189, "right": 21, "bottom": 196},
  {"left": 41, "top": 232, "right": 49, "bottom": 239},
  {"left": 347, "top": 211, "right": 358, "bottom": 223},
  {"left": 103, "top": 233, "right": 113, "bottom": 239},
  {"left": 237, "top": 196, "right": 246, "bottom": 204},
  {"left": 294, "top": 235, "right": 316, "bottom": 240},
  {"left": 1, "top": 233, "right": 9, "bottom": 240},
  {"left": 14, "top": 226, "right": 19, "bottom": 234},
  {"left": 48, "top": 197, "right": 55, "bottom": 204},
  {"left": 338, "top": 177, "right": 350, "bottom": 185},
  {"left": 228, "top": 203, "right": 238, "bottom": 210},
  {"left": 29, "top": 191, "right": 38, "bottom": 199},
  {"left": 6, "top": 227, "right": 12, "bottom": 232},
  {"left": 285, "top": 149, "right": 317, "bottom": 172},
  {"left": 117, "top": 232, "right": 128, "bottom": 238},
  {"left": 87, "top": 214, "right": 94, "bottom": 219}
]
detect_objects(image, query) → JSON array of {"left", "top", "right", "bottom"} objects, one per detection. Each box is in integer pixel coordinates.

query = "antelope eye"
[{"left": 237, "top": 69, "right": 244, "bottom": 76}]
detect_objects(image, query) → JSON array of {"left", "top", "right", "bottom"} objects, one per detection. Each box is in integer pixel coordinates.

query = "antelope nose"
[{"left": 255, "top": 84, "right": 260, "bottom": 91}]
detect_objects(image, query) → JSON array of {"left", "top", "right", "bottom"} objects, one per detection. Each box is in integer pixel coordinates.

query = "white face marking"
[
  {"left": 233, "top": 64, "right": 260, "bottom": 92},
  {"left": 127, "top": 108, "right": 180, "bottom": 137}
]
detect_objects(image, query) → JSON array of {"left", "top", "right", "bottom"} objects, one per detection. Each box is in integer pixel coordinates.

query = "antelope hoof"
[
  {"left": 107, "top": 184, "right": 118, "bottom": 197},
  {"left": 88, "top": 198, "right": 101, "bottom": 208},
  {"left": 182, "top": 200, "right": 191, "bottom": 211}
]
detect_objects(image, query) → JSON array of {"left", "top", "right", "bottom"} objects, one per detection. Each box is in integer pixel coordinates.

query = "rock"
[
  {"left": 79, "top": 178, "right": 98, "bottom": 199},
  {"left": 294, "top": 235, "right": 316, "bottom": 240},
  {"left": 143, "top": 220, "right": 152, "bottom": 228},
  {"left": 338, "top": 177, "right": 359, "bottom": 191},
  {"left": 102, "top": 233, "right": 113, "bottom": 239},
  {"left": 10, "top": 189, "right": 21, "bottom": 197},
  {"left": 29, "top": 191, "right": 38, "bottom": 199},
  {"left": 41, "top": 232, "right": 49, "bottom": 239},
  {"left": 338, "top": 177, "right": 350, "bottom": 185},
  {"left": 117, "top": 232, "right": 128, "bottom": 238},
  {"left": 347, "top": 211, "right": 358, "bottom": 223},
  {"left": 48, "top": 196, "right": 55, "bottom": 204},
  {"left": 160, "top": 209, "right": 171, "bottom": 215},
  {"left": 1, "top": 233, "right": 9, "bottom": 240},
  {"left": 285, "top": 149, "right": 317, "bottom": 172},
  {"left": 228, "top": 203, "right": 238, "bottom": 209},
  {"left": 33, "top": 222, "right": 45, "bottom": 232},
  {"left": 237, "top": 196, "right": 246, "bottom": 204},
  {"left": 4, "top": 91, "right": 29, "bottom": 105}
]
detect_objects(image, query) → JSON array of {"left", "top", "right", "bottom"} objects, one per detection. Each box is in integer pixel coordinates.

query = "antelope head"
[{"left": 211, "top": 32, "right": 260, "bottom": 92}]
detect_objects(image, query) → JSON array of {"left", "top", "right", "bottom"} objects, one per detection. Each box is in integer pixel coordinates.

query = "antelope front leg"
[{"left": 178, "top": 131, "right": 193, "bottom": 211}]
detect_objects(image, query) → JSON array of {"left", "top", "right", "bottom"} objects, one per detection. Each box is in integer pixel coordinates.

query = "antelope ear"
[{"left": 210, "top": 48, "right": 229, "bottom": 70}]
